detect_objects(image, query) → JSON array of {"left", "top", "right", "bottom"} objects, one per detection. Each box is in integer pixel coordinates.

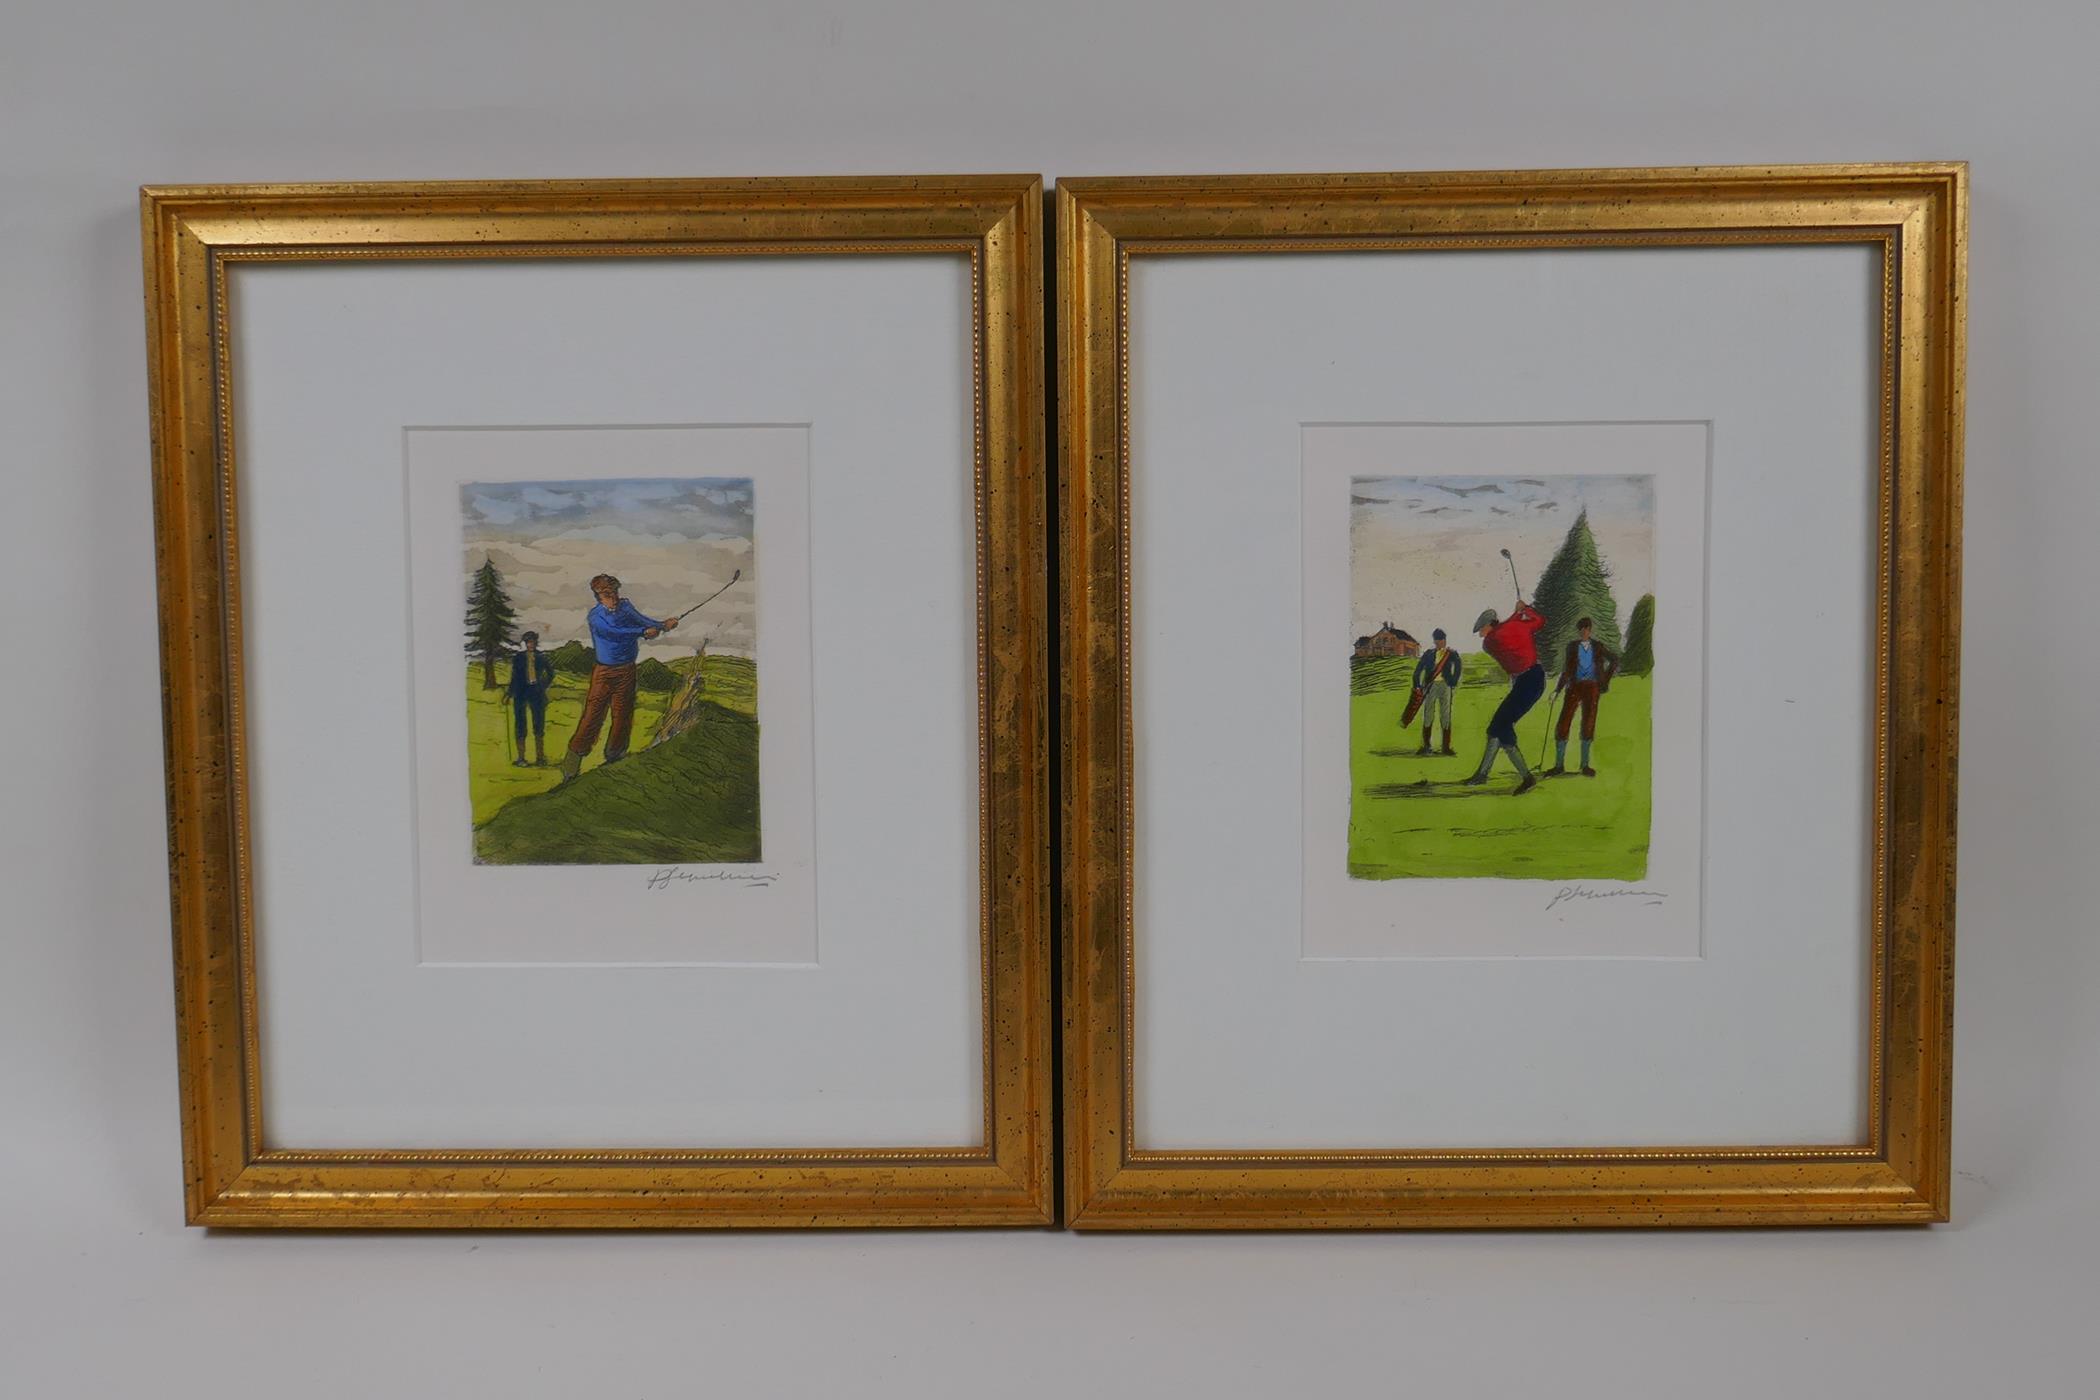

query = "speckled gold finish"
[
  {"left": 1057, "top": 165, "right": 1964, "bottom": 1228},
  {"left": 142, "top": 177, "right": 1052, "bottom": 1227}
]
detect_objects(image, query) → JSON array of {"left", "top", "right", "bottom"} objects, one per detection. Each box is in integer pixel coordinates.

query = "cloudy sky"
[
  {"left": 462, "top": 477, "right": 755, "bottom": 659},
  {"left": 1350, "top": 474, "right": 1653, "bottom": 646}
]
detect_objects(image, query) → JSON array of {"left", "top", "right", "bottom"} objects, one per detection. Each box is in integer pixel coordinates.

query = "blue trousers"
[
  {"left": 512, "top": 692, "right": 547, "bottom": 741},
  {"left": 1486, "top": 663, "right": 1545, "bottom": 745}
]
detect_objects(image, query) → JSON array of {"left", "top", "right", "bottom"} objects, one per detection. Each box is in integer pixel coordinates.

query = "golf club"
[
  {"left": 670, "top": 569, "right": 741, "bottom": 624},
  {"left": 1539, "top": 684, "right": 1557, "bottom": 772},
  {"left": 1499, "top": 546, "right": 1523, "bottom": 598}
]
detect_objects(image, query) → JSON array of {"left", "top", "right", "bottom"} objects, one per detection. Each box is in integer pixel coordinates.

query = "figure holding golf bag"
[
  {"left": 507, "top": 630, "right": 555, "bottom": 768},
  {"left": 1464, "top": 548, "right": 1547, "bottom": 795},
  {"left": 558, "top": 573, "right": 676, "bottom": 784},
  {"left": 1407, "top": 628, "right": 1462, "bottom": 756}
]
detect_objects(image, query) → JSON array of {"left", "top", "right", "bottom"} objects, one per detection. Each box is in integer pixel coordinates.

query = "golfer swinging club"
[
  {"left": 1464, "top": 580, "right": 1548, "bottom": 796},
  {"left": 557, "top": 572, "right": 676, "bottom": 784}
]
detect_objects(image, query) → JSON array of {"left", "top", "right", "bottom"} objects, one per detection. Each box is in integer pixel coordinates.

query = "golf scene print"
[
  {"left": 460, "top": 476, "right": 760, "bottom": 866},
  {"left": 1301, "top": 422, "right": 1705, "bottom": 959},
  {"left": 1347, "top": 473, "right": 1656, "bottom": 882},
  {"left": 407, "top": 425, "right": 817, "bottom": 966}
]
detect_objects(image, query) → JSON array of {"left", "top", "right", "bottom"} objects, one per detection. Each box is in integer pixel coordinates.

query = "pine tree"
[
  {"left": 464, "top": 556, "right": 519, "bottom": 690},
  {"left": 1620, "top": 593, "right": 1657, "bottom": 676},
  {"left": 1532, "top": 507, "right": 1622, "bottom": 676}
]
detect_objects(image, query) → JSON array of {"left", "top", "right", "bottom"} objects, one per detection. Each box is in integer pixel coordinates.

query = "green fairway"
[
  {"left": 462, "top": 655, "right": 757, "bottom": 827},
  {"left": 1347, "top": 659, "right": 1651, "bottom": 881},
  {"left": 465, "top": 666, "right": 666, "bottom": 825}
]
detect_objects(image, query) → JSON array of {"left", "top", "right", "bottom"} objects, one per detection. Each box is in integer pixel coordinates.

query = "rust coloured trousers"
[
  {"left": 567, "top": 662, "right": 638, "bottom": 760},
  {"left": 1554, "top": 679, "right": 1603, "bottom": 742}
]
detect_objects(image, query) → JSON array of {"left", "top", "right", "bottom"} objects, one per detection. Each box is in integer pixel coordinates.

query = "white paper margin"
[
  {"left": 405, "top": 424, "right": 819, "bottom": 967},
  {"left": 1300, "top": 421, "right": 1710, "bottom": 959}
]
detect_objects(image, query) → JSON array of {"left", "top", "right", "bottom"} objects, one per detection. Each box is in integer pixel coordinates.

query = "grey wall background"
[{"left": 4, "top": 2, "right": 2094, "bottom": 1394}]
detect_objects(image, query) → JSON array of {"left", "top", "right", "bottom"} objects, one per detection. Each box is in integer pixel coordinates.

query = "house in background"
[{"left": 1352, "top": 622, "right": 1420, "bottom": 659}]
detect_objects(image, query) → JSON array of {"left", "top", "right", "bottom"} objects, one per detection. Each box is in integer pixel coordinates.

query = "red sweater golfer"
[{"left": 1464, "top": 599, "right": 1547, "bottom": 794}]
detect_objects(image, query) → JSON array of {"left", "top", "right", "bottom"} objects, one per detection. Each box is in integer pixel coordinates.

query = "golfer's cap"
[{"left": 1474, "top": 608, "right": 1499, "bottom": 631}]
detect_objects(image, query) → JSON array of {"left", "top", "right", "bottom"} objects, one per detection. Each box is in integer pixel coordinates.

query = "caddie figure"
[
  {"left": 1410, "top": 627, "right": 1462, "bottom": 756},
  {"left": 507, "top": 630, "right": 555, "bottom": 767},
  {"left": 1547, "top": 616, "right": 1619, "bottom": 777}
]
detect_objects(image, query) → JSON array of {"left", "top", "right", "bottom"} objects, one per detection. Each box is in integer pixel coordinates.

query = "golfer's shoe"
[
  {"left": 1582, "top": 766, "right": 1598, "bottom": 777},
  {"left": 1462, "top": 772, "right": 1491, "bottom": 786},
  {"left": 1514, "top": 772, "right": 1539, "bottom": 795},
  {"left": 512, "top": 758, "right": 529, "bottom": 768},
  {"left": 1545, "top": 764, "right": 1567, "bottom": 776}
]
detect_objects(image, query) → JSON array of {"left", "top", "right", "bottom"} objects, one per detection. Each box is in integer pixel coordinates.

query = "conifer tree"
[
  {"left": 1620, "top": 593, "right": 1657, "bottom": 676},
  {"left": 1532, "top": 508, "right": 1622, "bottom": 676},
  {"left": 464, "top": 556, "right": 519, "bottom": 690}
]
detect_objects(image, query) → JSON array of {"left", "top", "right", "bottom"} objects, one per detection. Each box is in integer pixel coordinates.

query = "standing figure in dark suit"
[
  {"left": 1547, "top": 617, "right": 1619, "bottom": 777},
  {"left": 508, "top": 631, "right": 556, "bottom": 767},
  {"left": 1410, "top": 627, "right": 1463, "bottom": 755}
]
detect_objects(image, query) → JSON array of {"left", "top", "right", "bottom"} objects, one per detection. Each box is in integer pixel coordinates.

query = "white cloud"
[
  {"left": 545, "top": 524, "right": 705, "bottom": 546},
  {"left": 458, "top": 478, "right": 759, "bottom": 658}
]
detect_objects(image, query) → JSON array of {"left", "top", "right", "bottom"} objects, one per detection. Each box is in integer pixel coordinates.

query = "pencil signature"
[
  {"left": 644, "top": 867, "right": 777, "bottom": 892},
  {"left": 1545, "top": 885, "right": 1667, "bottom": 912}
]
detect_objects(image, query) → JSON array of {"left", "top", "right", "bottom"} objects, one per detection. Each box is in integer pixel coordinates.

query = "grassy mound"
[
  {"left": 667, "top": 652, "right": 757, "bottom": 716},
  {"left": 474, "top": 700, "right": 760, "bottom": 865}
]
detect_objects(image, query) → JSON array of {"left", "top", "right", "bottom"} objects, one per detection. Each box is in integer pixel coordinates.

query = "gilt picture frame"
[
  {"left": 1057, "top": 165, "right": 1964, "bottom": 1227},
  {"left": 143, "top": 176, "right": 1052, "bottom": 1227}
]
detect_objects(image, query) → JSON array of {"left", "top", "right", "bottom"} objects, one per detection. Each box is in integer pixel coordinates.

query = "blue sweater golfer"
[
  {"left": 587, "top": 597, "right": 666, "bottom": 666},
  {"left": 559, "top": 573, "right": 676, "bottom": 783}
]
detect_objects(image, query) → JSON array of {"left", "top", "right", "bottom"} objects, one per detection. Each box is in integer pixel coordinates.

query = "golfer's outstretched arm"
[{"left": 598, "top": 601, "right": 666, "bottom": 638}]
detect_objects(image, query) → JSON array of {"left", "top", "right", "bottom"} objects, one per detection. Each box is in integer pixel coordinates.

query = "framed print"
[
  {"left": 142, "top": 176, "right": 1052, "bottom": 1226},
  {"left": 1058, "top": 164, "right": 1964, "bottom": 1227}
]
